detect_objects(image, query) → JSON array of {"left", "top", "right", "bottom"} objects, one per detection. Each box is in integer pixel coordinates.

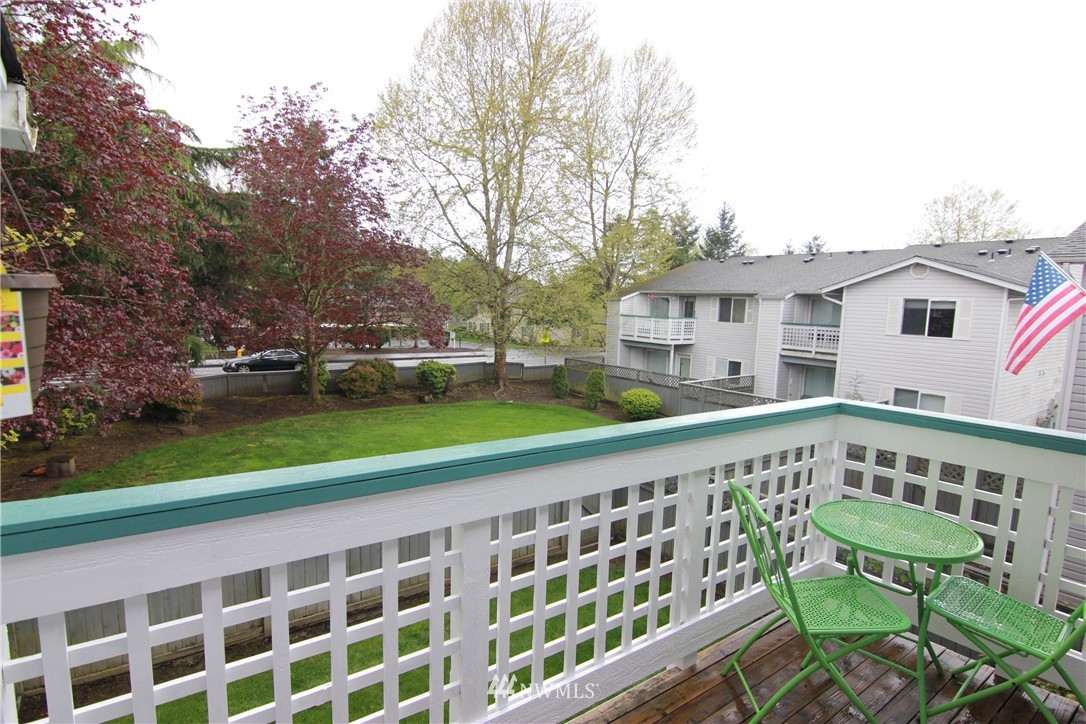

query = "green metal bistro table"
[{"left": 811, "top": 499, "right": 983, "bottom": 677}]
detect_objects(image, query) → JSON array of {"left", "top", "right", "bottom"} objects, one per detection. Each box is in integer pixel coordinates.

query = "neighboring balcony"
[
  {"left": 780, "top": 322, "right": 840, "bottom": 357},
  {"left": 620, "top": 315, "right": 695, "bottom": 344},
  {"left": 1, "top": 400, "right": 1083, "bottom": 723}
]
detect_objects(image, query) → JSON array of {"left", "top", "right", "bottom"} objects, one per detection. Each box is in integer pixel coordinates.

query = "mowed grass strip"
[{"left": 57, "top": 402, "right": 615, "bottom": 495}]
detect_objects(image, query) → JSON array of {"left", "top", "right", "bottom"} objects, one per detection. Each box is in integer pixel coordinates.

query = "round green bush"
[
  {"left": 620, "top": 388, "right": 662, "bottom": 420},
  {"left": 415, "top": 360, "right": 457, "bottom": 396},
  {"left": 339, "top": 364, "right": 382, "bottom": 399},
  {"left": 583, "top": 369, "right": 606, "bottom": 410},
  {"left": 339, "top": 358, "right": 397, "bottom": 398},
  {"left": 551, "top": 364, "right": 570, "bottom": 399}
]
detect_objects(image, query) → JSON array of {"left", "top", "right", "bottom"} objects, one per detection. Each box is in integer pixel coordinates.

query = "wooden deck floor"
[{"left": 571, "top": 617, "right": 1085, "bottom": 723}]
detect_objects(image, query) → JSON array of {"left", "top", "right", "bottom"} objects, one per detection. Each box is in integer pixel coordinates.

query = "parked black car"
[{"left": 222, "top": 349, "right": 306, "bottom": 373}]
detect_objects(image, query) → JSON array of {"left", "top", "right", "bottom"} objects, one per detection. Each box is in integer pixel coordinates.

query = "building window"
[
  {"left": 893, "top": 388, "right": 946, "bottom": 412},
  {"left": 680, "top": 296, "right": 696, "bottom": 318},
  {"left": 902, "top": 299, "right": 955, "bottom": 338},
  {"left": 649, "top": 295, "right": 670, "bottom": 317},
  {"left": 712, "top": 357, "right": 743, "bottom": 377},
  {"left": 717, "top": 297, "right": 747, "bottom": 323}
]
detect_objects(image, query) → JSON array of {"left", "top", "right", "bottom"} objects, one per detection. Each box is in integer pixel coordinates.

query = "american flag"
[{"left": 1004, "top": 252, "right": 1086, "bottom": 375}]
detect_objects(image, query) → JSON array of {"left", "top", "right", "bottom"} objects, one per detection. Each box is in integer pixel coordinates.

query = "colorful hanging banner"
[{"left": 1, "top": 284, "right": 34, "bottom": 419}]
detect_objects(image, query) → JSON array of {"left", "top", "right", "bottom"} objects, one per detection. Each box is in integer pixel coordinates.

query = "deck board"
[{"left": 570, "top": 617, "right": 1083, "bottom": 724}]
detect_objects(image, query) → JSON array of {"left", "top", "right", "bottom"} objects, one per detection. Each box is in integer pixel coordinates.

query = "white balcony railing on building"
[
  {"left": 619, "top": 315, "right": 695, "bottom": 344},
  {"left": 1, "top": 400, "right": 1083, "bottom": 723},
  {"left": 780, "top": 323, "right": 840, "bottom": 355}
]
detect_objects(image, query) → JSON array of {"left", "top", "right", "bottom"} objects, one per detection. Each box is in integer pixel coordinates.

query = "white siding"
[
  {"left": 691, "top": 295, "right": 760, "bottom": 381},
  {"left": 835, "top": 266, "right": 1005, "bottom": 416},
  {"left": 992, "top": 298, "right": 1066, "bottom": 426},
  {"left": 754, "top": 298, "right": 783, "bottom": 398},
  {"left": 1067, "top": 320, "right": 1086, "bottom": 434},
  {"left": 605, "top": 300, "right": 621, "bottom": 366},
  {"left": 781, "top": 294, "right": 797, "bottom": 325}
]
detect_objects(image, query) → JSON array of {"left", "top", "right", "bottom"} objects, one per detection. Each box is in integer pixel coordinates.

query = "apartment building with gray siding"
[{"left": 606, "top": 232, "right": 1084, "bottom": 427}]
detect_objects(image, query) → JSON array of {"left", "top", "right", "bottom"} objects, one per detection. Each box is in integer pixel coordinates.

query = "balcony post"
[
  {"left": 810, "top": 440, "right": 840, "bottom": 564},
  {"left": 449, "top": 518, "right": 492, "bottom": 721},
  {"left": 671, "top": 468, "right": 711, "bottom": 669},
  {"left": 1006, "top": 479, "right": 1056, "bottom": 604}
]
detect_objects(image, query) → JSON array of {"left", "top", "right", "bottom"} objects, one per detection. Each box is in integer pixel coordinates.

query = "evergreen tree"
[
  {"left": 667, "top": 206, "right": 701, "bottom": 268},
  {"left": 803, "top": 235, "right": 828, "bottom": 254},
  {"left": 701, "top": 203, "right": 750, "bottom": 260}
]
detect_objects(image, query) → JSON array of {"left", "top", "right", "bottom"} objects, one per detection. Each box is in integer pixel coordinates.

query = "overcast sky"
[{"left": 135, "top": 0, "right": 1085, "bottom": 255}]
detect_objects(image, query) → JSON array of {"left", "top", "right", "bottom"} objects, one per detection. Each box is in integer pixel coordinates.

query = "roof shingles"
[{"left": 622, "top": 236, "right": 1076, "bottom": 298}]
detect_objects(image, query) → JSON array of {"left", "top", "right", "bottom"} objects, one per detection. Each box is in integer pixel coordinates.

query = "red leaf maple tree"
[
  {"left": 233, "top": 87, "right": 446, "bottom": 402},
  {"left": 2, "top": 0, "right": 219, "bottom": 443}
]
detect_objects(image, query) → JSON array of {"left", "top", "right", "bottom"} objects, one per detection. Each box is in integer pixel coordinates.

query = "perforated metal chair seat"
[
  {"left": 792, "top": 575, "right": 912, "bottom": 636},
  {"left": 926, "top": 576, "right": 1070, "bottom": 658}
]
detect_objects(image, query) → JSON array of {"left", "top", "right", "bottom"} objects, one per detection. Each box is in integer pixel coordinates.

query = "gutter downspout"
[
  {"left": 1056, "top": 263, "right": 1085, "bottom": 431},
  {"left": 989, "top": 288, "right": 1010, "bottom": 421}
]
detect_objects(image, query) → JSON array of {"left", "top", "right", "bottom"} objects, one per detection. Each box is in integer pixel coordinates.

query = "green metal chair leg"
[{"left": 721, "top": 611, "right": 787, "bottom": 676}]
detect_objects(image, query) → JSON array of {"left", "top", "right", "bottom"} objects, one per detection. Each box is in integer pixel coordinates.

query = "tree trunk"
[
  {"left": 307, "top": 359, "right": 321, "bottom": 405},
  {"left": 494, "top": 340, "right": 507, "bottom": 391},
  {"left": 491, "top": 296, "right": 510, "bottom": 391},
  {"left": 305, "top": 336, "right": 322, "bottom": 405}
]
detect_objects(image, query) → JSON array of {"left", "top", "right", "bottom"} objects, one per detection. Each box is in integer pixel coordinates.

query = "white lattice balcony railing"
[
  {"left": 619, "top": 315, "right": 696, "bottom": 343},
  {"left": 780, "top": 323, "right": 840, "bottom": 355},
  {"left": 1, "top": 400, "right": 1083, "bottom": 723}
]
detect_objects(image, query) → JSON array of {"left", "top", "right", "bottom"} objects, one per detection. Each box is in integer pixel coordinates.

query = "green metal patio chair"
[
  {"left": 918, "top": 575, "right": 1085, "bottom": 723},
  {"left": 723, "top": 482, "right": 913, "bottom": 723}
]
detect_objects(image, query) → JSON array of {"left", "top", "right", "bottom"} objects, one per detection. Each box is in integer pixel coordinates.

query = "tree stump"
[{"left": 46, "top": 455, "right": 76, "bottom": 478}]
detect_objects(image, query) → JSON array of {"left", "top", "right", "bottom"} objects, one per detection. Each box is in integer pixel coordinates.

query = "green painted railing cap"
[{"left": 1, "top": 400, "right": 1082, "bottom": 556}]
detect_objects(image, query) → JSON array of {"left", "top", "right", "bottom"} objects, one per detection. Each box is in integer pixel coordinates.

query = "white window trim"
[
  {"left": 709, "top": 356, "right": 744, "bottom": 378},
  {"left": 716, "top": 296, "right": 753, "bottom": 324}
]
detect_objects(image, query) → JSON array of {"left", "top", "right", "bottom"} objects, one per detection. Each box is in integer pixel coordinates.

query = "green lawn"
[
  {"left": 57, "top": 402, "right": 615, "bottom": 495},
  {"left": 113, "top": 565, "right": 670, "bottom": 723}
]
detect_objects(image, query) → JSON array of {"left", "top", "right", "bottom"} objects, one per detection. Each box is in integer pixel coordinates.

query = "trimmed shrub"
[
  {"left": 301, "top": 358, "right": 329, "bottom": 395},
  {"left": 339, "top": 364, "right": 382, "bottom": 399},
  {"left": 147, "top": 378, "right": 204, "bottom": 423},
  {"left": 339, "top": 359, "right": 397, "bottom": 399},
  {"left": 56, "top": 408, "right": 98, "bottom": 436},
  {"left": 620, "top": 388, "right": 662, "bottom": 420},
  {"left": 583, "top": 369, "right": 606, "bottom": 410},
  {"left": 416, "top": 360, "right": 457, "bottom": 396},
  {"left": 367, "top": 358, "right": 397, "bottom": 391},
  {"left": 551, "top": 364, "right": 570, "bottom": 398}
]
